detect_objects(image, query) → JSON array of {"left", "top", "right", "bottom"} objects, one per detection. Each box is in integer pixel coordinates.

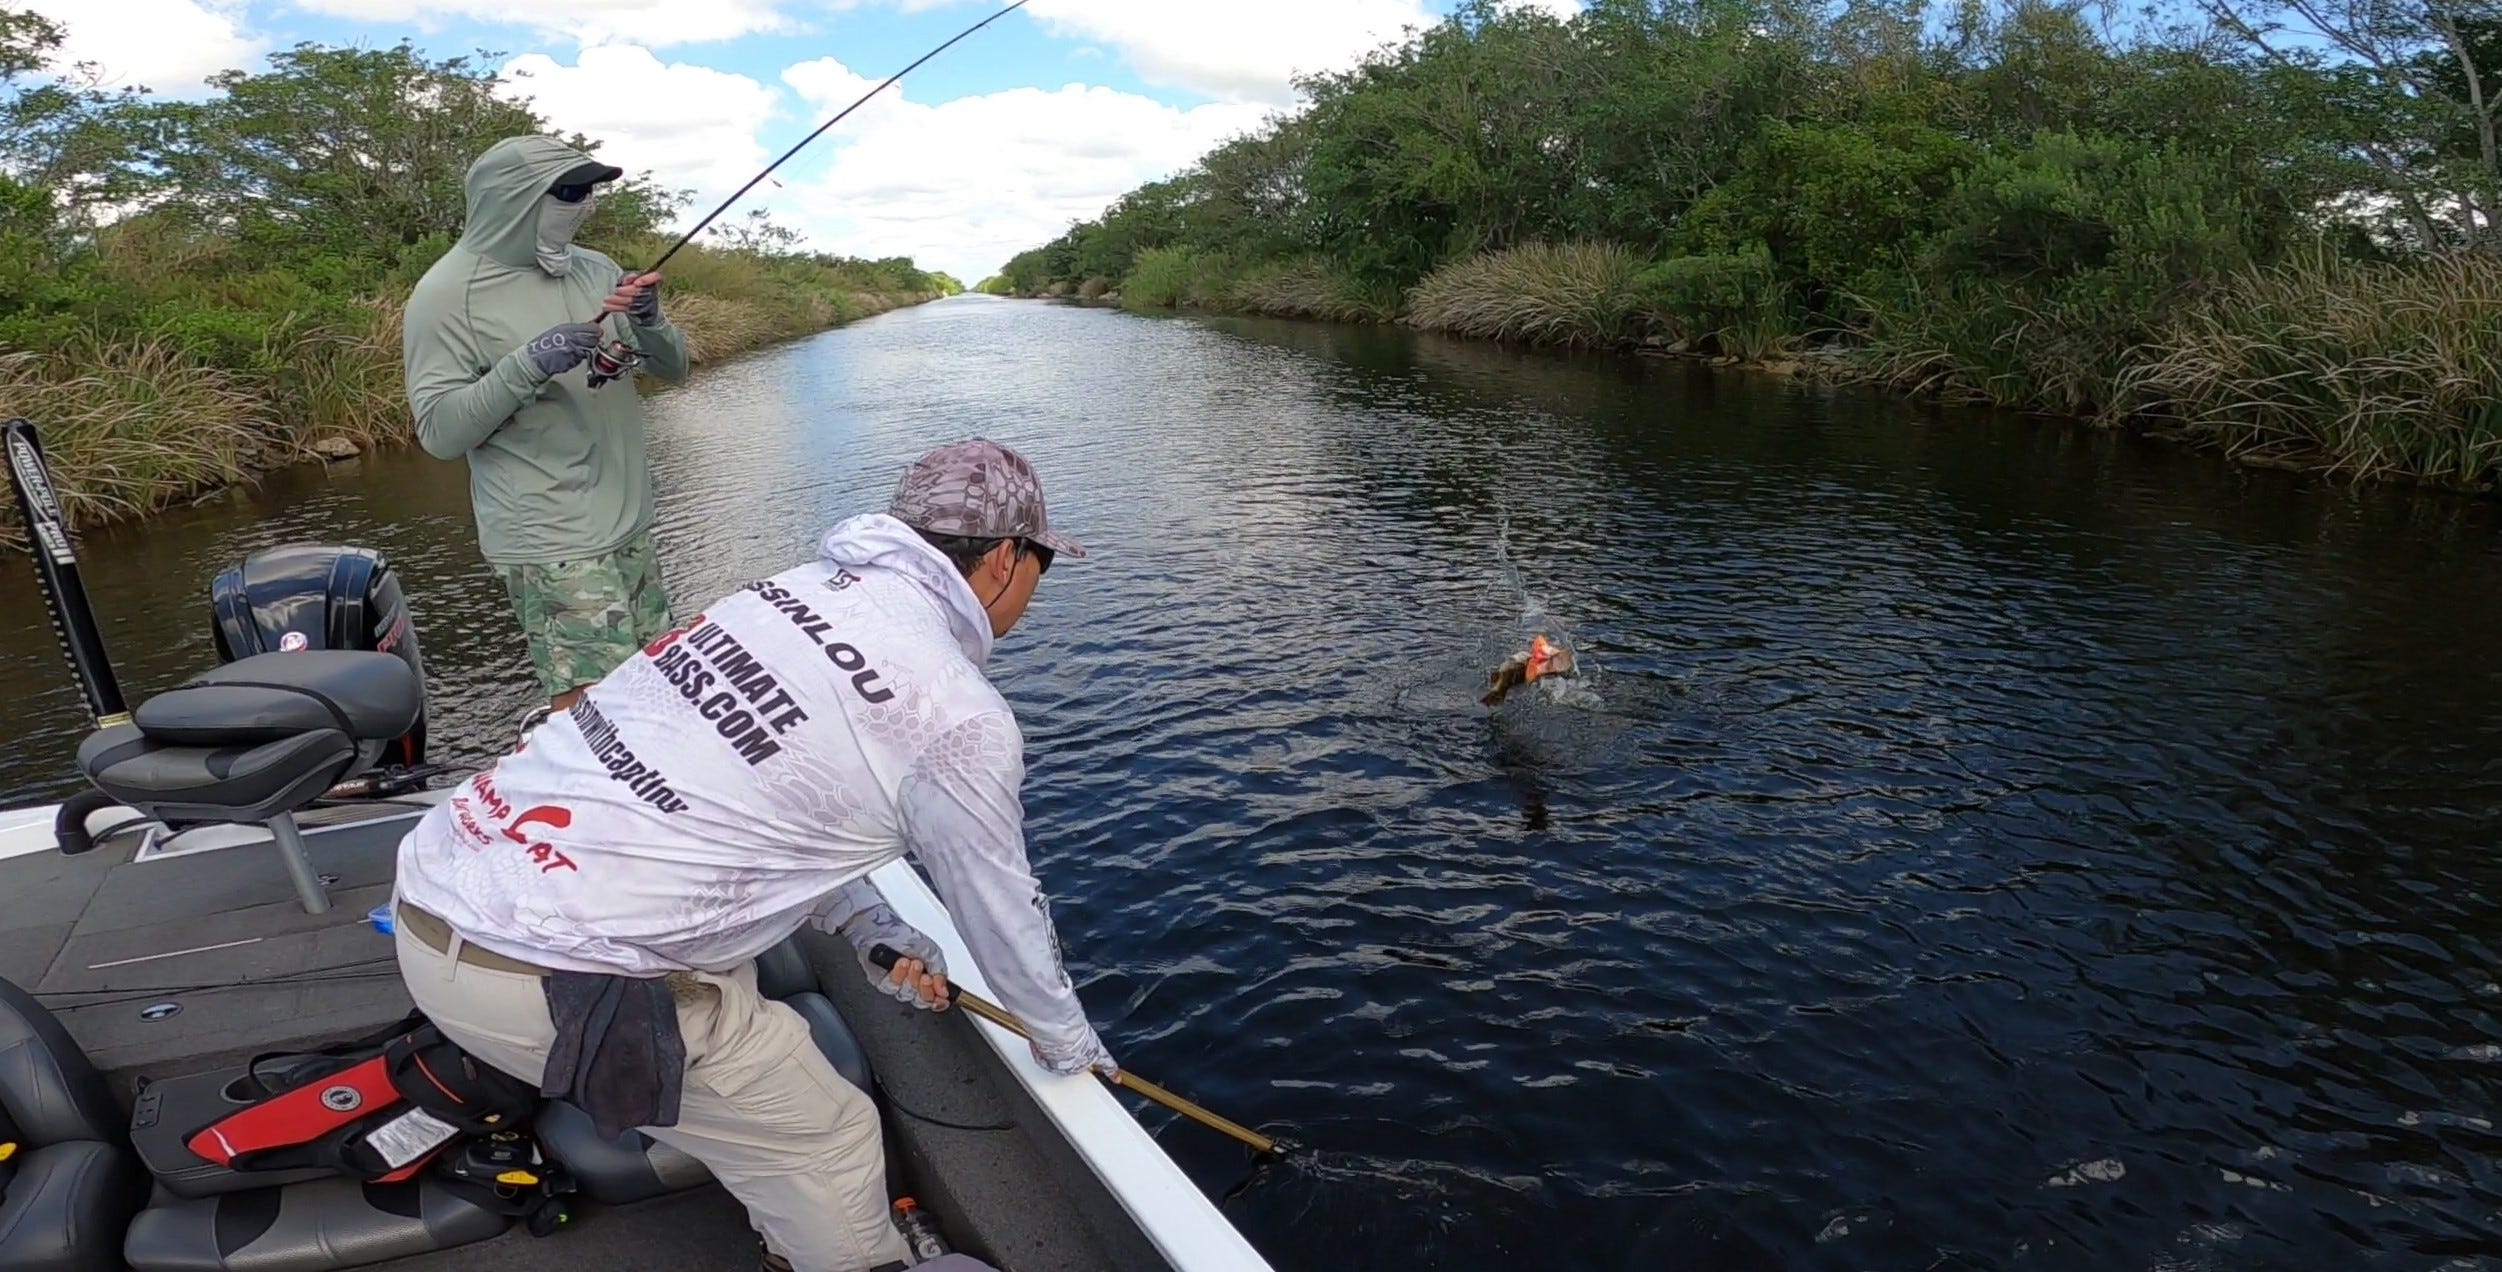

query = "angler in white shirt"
[{"left": 390, "top": 438, "right": 1109, "bottom": 1272}]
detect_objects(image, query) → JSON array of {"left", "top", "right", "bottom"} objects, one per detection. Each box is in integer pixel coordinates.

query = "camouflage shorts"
[{"left": 495, "top": 531, "right": 674, "bottom": 697}]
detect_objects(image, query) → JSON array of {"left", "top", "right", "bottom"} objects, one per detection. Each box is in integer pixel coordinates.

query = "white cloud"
[
  {"left": 292, "top": 0, "right": 791, "bottom": 48},
  {"left": 782, "top": 55, "right": 922, "bottom": 134},
  {"left": 767, "top": 66, "right": 1275, "bottom": 282},
  {"left": 19, "top": 0, "right": 263, "bottom": 96},
  {"left": 1019, "top": 0, "right": 1439, "bottom": 103},
  {"left": 497, "top": 45, "right": 784, "bottom": 210}
]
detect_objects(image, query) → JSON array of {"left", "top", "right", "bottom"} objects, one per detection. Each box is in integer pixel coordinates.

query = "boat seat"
[
  {"left": 129, "top": 651, "right": 422, "bottom": 748},
  {"left": 539, "top": 936, "right": 872, "bottom": 1206},
  {"left": 74, "top": 652, "right": 420, "bottom": 916},
  {"left": 121, "top": 1175, "right": 509, "bottom": 1272},
  {"left": 78, "top": 728, "right": 358, "bottom": 827},
  {"left": 0, "top": 977, "right": 149, "bottom": 1272}
]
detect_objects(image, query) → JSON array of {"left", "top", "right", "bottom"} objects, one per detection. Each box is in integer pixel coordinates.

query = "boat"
[{"left": 0, "top": 416, "right": 1278, "bottom": 1272}]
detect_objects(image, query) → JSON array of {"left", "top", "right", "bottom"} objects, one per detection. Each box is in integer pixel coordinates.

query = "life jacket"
[{"left": 186, "top": 1011, "right": 541, "bottom": 1184}]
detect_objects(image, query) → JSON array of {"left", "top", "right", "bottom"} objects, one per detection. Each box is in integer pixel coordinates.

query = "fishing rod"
[
  {"left": 586, "top": 0, "right": 1031, "bottom": 387},
  {"left": 871, "top": 944, "right": 1290, "bottom": 1158}
]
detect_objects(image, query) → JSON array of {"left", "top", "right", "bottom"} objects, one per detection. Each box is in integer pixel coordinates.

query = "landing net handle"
[{"left": 4, "top": 417, "right": 129, "bottom": 726}]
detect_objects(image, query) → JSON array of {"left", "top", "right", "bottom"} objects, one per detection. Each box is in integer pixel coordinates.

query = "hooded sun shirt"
[
  {"left": 393, "top": 514, "right": 1115, "bottom": 1073},
  {"left": 402, "top": 136, "right": 690, "bottom": 567}
]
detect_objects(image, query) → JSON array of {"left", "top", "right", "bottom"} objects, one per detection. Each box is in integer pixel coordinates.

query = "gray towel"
[{"left": 540, "top": 971, "right": 686, "bottom": 1141}]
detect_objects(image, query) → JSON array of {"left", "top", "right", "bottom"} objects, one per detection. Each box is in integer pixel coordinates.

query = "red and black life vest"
[{"left": 186, "top": 1012, "right": 540, "bottom": 1183}]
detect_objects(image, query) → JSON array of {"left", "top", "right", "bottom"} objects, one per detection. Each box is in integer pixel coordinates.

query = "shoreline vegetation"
[
  {"left": 981, "top": 0, "right": 2502, "bottom": 496},
  {"left": 0, "top": 18, "right": 958, "bottom": 549}
]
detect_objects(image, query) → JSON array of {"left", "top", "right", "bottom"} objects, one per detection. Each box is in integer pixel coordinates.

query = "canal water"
[{"left": 5, "top": 296, "right": 2502, "bottom": 1269}]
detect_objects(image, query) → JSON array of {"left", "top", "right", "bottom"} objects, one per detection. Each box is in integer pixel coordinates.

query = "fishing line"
[
  {"left": 585, "top": 0, "right": 1030, "bottom": 388},
  {"left": 644, "top": 0, "right": 1031, "bottom": 277}
]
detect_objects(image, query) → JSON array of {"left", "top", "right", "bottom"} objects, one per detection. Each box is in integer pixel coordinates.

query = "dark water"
[{"left": 8, "top": 297, "right": 2502, "bottom": 1270}]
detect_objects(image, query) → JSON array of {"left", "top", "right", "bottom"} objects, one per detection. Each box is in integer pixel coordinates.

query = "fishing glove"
[
  {"left": 626, "top": 276, "right": 663, "bottom": 327},
  {"left": 1032, "top": 1030, "right": 1118, "bottom": 1080},
  {"left": 835, "top": 902, "right": 951, "bottom": 1010},
  {"left": 519, "top": 322, "right": 603, "bottom": 381}
]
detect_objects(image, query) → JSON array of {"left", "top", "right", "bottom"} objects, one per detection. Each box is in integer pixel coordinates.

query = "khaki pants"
[{"left": 392, "top": 908, "right": 911, "bottom": 1272}]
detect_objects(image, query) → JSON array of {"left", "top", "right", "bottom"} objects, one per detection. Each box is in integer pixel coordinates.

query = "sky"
[{"left": 26, "top": 0, "right": 1581, "bottom": 281}]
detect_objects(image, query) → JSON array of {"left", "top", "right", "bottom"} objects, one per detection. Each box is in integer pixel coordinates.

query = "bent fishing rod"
[
  {"left": 587, "top": 0, "right": 1030, "bottom": 386},
  {"left": 870, "top": 944, "right": 1291, "bottom": 1158}
]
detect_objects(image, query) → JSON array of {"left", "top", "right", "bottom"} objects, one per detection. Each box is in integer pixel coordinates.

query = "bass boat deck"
[{"left": 0, "top": 799, "right": 1273, "bottom": 1272}]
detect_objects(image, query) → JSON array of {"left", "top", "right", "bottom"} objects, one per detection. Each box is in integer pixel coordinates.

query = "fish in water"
[{"left": 1482, "top": 634, "right": 1576, "bottom": 706}]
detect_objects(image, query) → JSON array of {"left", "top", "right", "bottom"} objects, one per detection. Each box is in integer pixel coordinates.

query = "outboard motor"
[{"left": 210, "top": 544, "right": 430, "bottom": 772}]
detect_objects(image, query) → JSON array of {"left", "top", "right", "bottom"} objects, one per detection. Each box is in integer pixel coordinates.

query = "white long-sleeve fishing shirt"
[{"left": 394, "top": 513, "right": 1112, "bottom": 1073}]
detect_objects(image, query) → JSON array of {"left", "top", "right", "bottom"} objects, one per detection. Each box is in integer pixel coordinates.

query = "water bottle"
[{"left": 891, "top": 1196, "right": 949, "bottom": 1262}]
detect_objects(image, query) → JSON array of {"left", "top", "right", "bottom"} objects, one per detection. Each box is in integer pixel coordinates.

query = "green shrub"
[
  {"left": 1681, "top": 122, "right": 1977, "bottom": 317},
  {"left": 1121, "top": 246, "right": 1236, "bottom": 309},
  {"left": 1845, "top": 132, "right": 2280, "bottom": 415},
  {"left": 1629, "top": 246, "right": 1789, "bottom": 356}
]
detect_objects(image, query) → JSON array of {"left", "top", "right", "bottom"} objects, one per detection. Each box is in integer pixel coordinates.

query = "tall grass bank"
[
  {"left": 983, "top": 0, "right": 2502, "bottom": 495},
  {"left": 0, "top": 26, "right": 958, "bottom": 546}
]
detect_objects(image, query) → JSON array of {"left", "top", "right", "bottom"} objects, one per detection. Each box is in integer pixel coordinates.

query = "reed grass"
[
  {"left": 1836, "top": 274, "right": 2140, "bottom": 420},
  {"left": 2125, "top": 253, "right": 2502, "bottom": 487},
  {"left": 1401, "top": 242, "right": 1645, "bottom": 348},
  {"left": 275, "top": 297, "right": 408, "bottom": 451},
  {"left": 1232, "top": 258, "right": 1401, "bottom": 322},
  {"left": 0, "top": 341, "right": 272, "bottom": 545},
  {"left": 665, "top": 293, "right": 782, "bottom": 365}
]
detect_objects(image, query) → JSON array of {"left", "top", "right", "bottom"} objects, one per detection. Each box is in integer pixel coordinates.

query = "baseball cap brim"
[
  {"left": 553, "top": 161, "right": 624, "bottom": 189},
  {"left": 1030, "top": 527, "right": 1086, "bottom": 559}
]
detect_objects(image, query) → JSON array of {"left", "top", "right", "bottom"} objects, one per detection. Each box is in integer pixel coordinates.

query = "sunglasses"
[
  {"left": 1021, "top": 540, "right": 1055, "bottom": 577},
  {"left": 550, "top": 183, "right": 599, "bottom": 204}
]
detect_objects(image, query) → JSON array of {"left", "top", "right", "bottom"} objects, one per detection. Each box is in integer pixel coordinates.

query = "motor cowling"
[{"left": 210, "top": 544, "right": 429, "bottom": 768}]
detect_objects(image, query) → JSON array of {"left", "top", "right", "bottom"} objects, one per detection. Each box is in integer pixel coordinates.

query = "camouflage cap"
[{"left": 888, "top": 438, "right": 1086, "bottom": 559}]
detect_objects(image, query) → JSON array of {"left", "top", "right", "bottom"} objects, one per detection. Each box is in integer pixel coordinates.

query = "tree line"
[{"left": 986, "top": 0, "right": 2502, "bottom": 491}]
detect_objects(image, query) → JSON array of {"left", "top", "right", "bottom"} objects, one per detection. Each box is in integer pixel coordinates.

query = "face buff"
[{"left": 535, "top": 190, "right": 599, "bottom": 276}]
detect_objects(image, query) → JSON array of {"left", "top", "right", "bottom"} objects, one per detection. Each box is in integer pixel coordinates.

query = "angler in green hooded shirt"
[{"left": 404, "top": 135, "right": 691, "bottom": 714}]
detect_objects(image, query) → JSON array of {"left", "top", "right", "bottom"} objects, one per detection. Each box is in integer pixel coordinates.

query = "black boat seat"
[
  {"left": 132, "top": 651, "right": 422, "bottom": 748},
  {"left": 121, "top": 1175, "right": 509, "bottom": 1272},
  {"left": 539, "top": 936, "right": 873, "bottom": 1206},
  {"left": 0, "top": 977, "right": 149, "bottom": 1272},
  {"left": 78, "top": 727, "right": 358, "bottom": 827},
  {"left": 77, "top": 652, "right": 420, "bottom": 823},
  {"left": 74, "top": 653, "right": 421, "bottom": 915}
]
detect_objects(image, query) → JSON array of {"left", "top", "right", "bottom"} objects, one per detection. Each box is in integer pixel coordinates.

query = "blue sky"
[{"left": 34, "top": 0, "right": 1579, "bottom": 279}]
